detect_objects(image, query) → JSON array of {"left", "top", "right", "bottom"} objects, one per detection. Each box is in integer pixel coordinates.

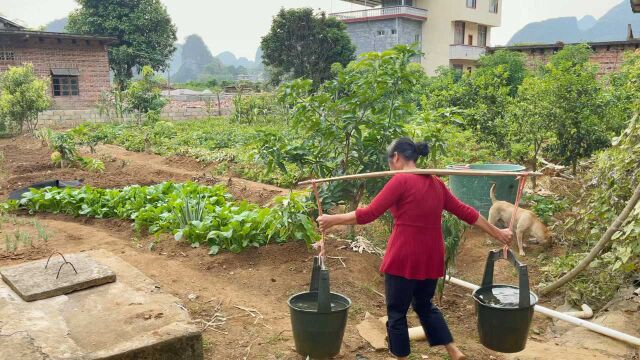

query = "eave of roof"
[
  {"left": 0, "top": 16, "right": 26, "bottom": 30},
  {"left": 490, "top": 39, "right": 640, "bottom": 51},
  {"left": 0, "top": 29, "right": 118, "bottom": 45}
]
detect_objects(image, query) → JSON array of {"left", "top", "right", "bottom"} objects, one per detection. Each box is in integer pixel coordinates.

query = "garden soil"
[{"left": 0, "top": 135, "right": 637, "bottom": 360}]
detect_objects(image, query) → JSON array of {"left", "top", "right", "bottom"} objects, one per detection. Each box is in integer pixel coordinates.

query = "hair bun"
[{"left": 416, "top": 142, "right": 430, "bottom": 157}]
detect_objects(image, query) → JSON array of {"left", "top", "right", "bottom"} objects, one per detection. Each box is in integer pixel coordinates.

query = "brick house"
[
  {"left": 490, "top": 39, "right": 640, "bottom": 76},
  {"left": 0, "top": 16, "right": 116, "bottom": 110}
]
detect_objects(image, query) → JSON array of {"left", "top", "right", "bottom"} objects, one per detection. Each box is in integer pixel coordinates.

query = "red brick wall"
[
  {"left": 0, "top": 36, "right": 111, "bottom": 110},
  {"left": 506, "top": 43, "right": 640, "bottom": 76}
]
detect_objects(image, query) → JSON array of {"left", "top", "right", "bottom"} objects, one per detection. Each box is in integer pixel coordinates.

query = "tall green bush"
[{"left": 0, "top": 64, "right": 50, "bottom": 133}]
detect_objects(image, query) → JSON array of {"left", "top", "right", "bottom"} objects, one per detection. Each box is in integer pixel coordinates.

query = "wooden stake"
[{"left": 298, "top": 168, "right": 543, "bottom": 185}]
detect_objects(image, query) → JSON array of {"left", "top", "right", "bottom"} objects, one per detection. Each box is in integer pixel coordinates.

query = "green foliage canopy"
[
  {"left": 67, "top": 0, "right": 177, "bottom": 87},
  {"left": 260, "top": 8, "right": 356, "bottom": 85},
  {"left": 0, "top": 64, "right": 50, "bottom": 133}
]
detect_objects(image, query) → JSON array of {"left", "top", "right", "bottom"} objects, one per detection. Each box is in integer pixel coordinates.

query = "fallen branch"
[
  {"left": 327, "top": 256, "right": 347, "bottom": 268},
  {"left": 234, "top": 305, "right": 264, "bottom": 325},
  {"left": 540, "top": 180, "right": 640, "bottom": 295}
]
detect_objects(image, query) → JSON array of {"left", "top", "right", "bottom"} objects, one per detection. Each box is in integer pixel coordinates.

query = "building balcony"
[
  {"left": 330, "top": 6, "right": 428, "bottom": 23},
  {"left": 449, "top": 44, "right": 487, "bottom": 61}
]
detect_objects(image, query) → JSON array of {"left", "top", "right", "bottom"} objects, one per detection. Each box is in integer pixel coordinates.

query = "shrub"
[{"left": 0, "top": 64, "right": 50, "bottom": 133}]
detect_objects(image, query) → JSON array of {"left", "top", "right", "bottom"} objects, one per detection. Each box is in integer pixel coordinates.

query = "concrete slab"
[
  {"left": 0, "top": 250, "right": 203, "bottom": 360},
  {"left": 0, "top": 252, "right": 116, "bottom": 301}
]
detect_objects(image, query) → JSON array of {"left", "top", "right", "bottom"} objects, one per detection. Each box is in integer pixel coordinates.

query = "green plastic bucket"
[
  {"left": 288, "top": 257, "right": 351, "bottom": 359},
  {"left": 447, "top": 164, "right": 525, "bottom": 218}
]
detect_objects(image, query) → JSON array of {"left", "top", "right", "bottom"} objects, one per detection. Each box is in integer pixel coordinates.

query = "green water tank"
[{"left": 446, "top": 164, "right": 525, "bottom": 218}]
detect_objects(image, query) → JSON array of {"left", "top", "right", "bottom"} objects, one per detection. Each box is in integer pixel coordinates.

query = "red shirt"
[{"left": 355, "top": 174, "right": 480, "bottom": 280}]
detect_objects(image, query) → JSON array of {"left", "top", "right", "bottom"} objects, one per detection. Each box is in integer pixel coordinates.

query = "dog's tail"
[{"left": 490, "top": 183, "right": 497, "bottom": 204}]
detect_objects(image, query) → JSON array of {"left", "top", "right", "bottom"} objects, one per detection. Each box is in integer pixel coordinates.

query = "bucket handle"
[
  {"left": 309, "top": 256, "right": 332, "bottom": 313},
  {"left": 481, "top": 249, "right": 531, "bottom": 308}
]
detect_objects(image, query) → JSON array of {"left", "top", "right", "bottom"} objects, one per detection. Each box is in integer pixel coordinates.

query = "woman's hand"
[
  {"left": 495, "top": 228, "right": 513, "bottom": 246},
  {"left": 316, "top": 214, "right": 339, "bottom": 232}
]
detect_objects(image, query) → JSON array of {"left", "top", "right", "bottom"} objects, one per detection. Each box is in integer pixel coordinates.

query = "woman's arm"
[
  {"left": 317, "top": 212, "right": 356, "bottom": 232},
  {"left": 315, "top": 175, "right": 405, "bottom": 232},
  {"left": 472, "top": 215, "right": 513, "bottom": 246}
]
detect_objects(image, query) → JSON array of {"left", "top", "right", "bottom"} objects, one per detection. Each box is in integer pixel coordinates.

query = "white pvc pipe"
[{"left": 445, "top": 276, "right": 640, "bottom": 347}]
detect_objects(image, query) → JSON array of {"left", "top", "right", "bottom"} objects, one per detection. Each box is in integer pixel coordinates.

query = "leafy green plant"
[
  {"left": 0, "top": 64, "right": 51, "bottom": 133},
  {"left": 126, "top": 66, "right": 168, "bottom": 124},
  {"left": 16, "top": 182, "right": 318, "bottom": 255},
  {"left": 33, "top": 219, "right": 50, "bottom": 242},
  {"left": 437, "top": 213, "right": 467, "bottom": 301},
  {"left": 5, "top": 233, "right": 16, "bottom": 252},
  {"left": 79, "top": 157, "right": 105, "bottom": 173},
  {"left": 523, "top": 193, "right": 568, "bottom": 223}
]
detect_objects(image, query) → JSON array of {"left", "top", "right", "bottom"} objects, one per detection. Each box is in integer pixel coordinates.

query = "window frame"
[
  {"left": 478, "top": 25, "right": 488, "bottom": 47},
  {"left": 466, "top": 0, "right": 477, "bottom": 9},
  {"left": 377, "top": 29, "right": 386, "bottom": 36},
  {"left": 52, "top": 75, "right": 80, "bottom": 97},
  {"left": 454, "top": 21, "right": 466, "bottom": 45},
  {"left": 489, "top": 0, "right": 499, "bottom": 13}
]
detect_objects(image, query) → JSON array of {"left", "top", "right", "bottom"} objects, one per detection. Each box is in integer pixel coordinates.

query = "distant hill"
[
  {"left": 508, "top": 1, "right": 640, "bottom": 45},
  {"left": 173, "top": 35, "right": 214, "bottom": 83},
  {"left": 45, "top": 17, "right": 68, "bottom": 32},
  {"left": 217, "top": 51, "right": 257, "bottom": 68}
]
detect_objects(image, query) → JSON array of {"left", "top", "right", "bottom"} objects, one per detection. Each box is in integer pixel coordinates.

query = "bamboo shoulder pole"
[{"left": 298, "top": 169, "right": 543, "bottom": 185}]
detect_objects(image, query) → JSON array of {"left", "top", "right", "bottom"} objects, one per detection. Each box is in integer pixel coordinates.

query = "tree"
[
  {"left": 0, "top": 64, "right": 50, "bottom": 133},
  {"left": 126, "top": 66, "right": 167, "bottom": 123},
  {"left": 67, "top": 0, "right": 177, "bottom": 87},
  {"left": 542, "top": 44, "right": 610, "bottom": 174},
  {"left": 260, "top": 8, "right": 356, "bottom": 85},
  {"left": 260, "top": 46, "right": 423, "bottom": 210},
  {"left": 506, "top": 75, "right": 554, "bottom": 186}
]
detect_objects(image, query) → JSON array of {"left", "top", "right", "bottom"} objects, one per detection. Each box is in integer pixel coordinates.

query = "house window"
[
  {"left": 377, "top": 30, "right": 386, "bottom": 36},
  {"left": 453, "top": 64, "right": 463, "bottom": 72},
  {"left": 391, "top": 29, "right": 398, "bottom": 35},
  {"left": 415, "top": 34, "right": 421, "bottom": 43},
  {"left": 454, "top": 21, "right": 465, "bottom": 45},
  {"left": 0, "top": 50, "right": 15, "bottom": 61},
  {"left": 468, "top": 34, "right": 473, "bottom": 46},
  {"left": 466, "top": 0, "right": 477, "bottom": 9},
  {"left": 489, "top": 0, "right": 499, "bottom": 13},
  {"left": 51, "top": 69, "right": 80, "bottom": 97},
  {"left": 478, "top": 25, "right": 488, "bottom": 47}
]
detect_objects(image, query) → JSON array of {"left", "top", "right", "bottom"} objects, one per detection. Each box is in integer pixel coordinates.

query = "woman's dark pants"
[{"left": 385, "top": 273, "right": 454, "bottom": 357}]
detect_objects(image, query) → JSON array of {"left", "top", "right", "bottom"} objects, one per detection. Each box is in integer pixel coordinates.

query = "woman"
[{"left": 317, "top": 138, "right": 512, "bottom": 360}]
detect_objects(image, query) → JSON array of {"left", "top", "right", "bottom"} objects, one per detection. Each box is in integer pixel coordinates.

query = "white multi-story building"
[{"left": 331, "top": 0, "right": 503, "bottom": 74}]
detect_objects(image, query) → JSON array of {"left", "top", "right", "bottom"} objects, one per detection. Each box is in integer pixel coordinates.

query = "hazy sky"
[{"left": 1, "top": 0, "right": 625, "bottom": 60}]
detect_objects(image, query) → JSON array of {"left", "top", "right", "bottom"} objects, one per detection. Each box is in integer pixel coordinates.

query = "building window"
[
  {"left": 489, "top": 0, "right": 499, "bottom": 13},
  {"left": 468, "top": 34, "right": 473, "bottom": 46},
  {"left": 51, "top": 69, "right": 80, "bottom": 97},
  {"left": 453, "top": 64, "right": 463, "bottom": 72},
  {"left": 478, "top": 25, "right": 488, "bottom": 47},
  {"left": 454, "top": 21, "right": 465, "bottom": 45},
  {"left": 391, "top": 29, "right": 398, "bottom": 35},
  {"left": 415, "top": 34, "right": 421, "bottom": 43},
  {"left": 466, "top": 0, "right": 477, "bottom": 9},
  {"left": 377, "top": 30, "right": 385, "bottom": 36},
  {"left": 0, "top": 50, "right": 15, "bottom": 61}
]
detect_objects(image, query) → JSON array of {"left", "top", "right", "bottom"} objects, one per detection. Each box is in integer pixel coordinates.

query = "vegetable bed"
[{"left": 13, "top": 182, "right": 318, "bottom": 255}]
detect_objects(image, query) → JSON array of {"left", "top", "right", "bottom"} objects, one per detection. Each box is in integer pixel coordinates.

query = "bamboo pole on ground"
[{"left": 298, "top": 169, "right": 543, "bottom": 185}]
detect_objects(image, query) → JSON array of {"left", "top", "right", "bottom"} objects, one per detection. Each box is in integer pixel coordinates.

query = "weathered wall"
[
  {"left": 494, "top": 42, "right": 640, "bottom": 76},
  {"left": 345, "top": 18, "right": 423, "bottom": 56},
  {"left": 36, "top": 99, "right": 233, "bottom": 129},
  {"left": 0, "top": 36, "right": 111, "bottom": 110}
]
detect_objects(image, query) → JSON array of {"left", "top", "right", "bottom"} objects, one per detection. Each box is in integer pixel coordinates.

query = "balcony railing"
[
  {"left": 449, "top": 44, "right": 487, "bottom": 61},
  {"left": 331, "top": 6, "right": 428, "bottom": 22}
]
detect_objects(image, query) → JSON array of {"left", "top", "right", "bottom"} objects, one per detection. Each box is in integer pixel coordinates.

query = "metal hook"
[
  {"left": 56, "top": 261, "right": 78, "bottom": 279},
  {"left": 45, "top": 252, "right": 68, "bottom": 269}
]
